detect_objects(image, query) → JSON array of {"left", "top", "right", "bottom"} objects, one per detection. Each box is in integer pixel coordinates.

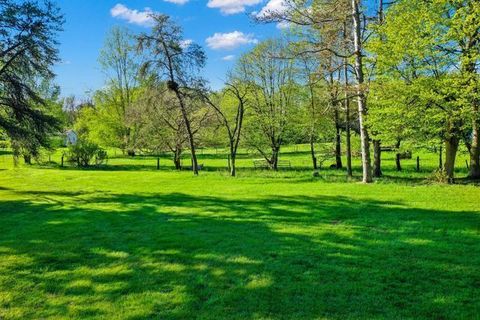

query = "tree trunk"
[
  {"left": 344, "top": 57, "right": 352, "bottom": 177},
  {"left": 395, "top": 140, "right": 402, "bottom": 171},
  {"left": 232, "top": 100, "right": 245, "bottom": 177},
  {"left": 271, "top": 147, "right": 280, "bottom": 171},
  {"left": 439, "top": 144, "right": 443, "bottom": 170},
  {"left": 373, "top": 140, "right": 382, "bottom": 177},
  {"left": 395, "top": 154, "right": 402, "bottom": 172},
  {"left": 23, "top": 154, "right": 32, "bottom": 165},
  {"left": 229, "top": 141, "right": 237, "bottom": 177},
  {"left": 124, "top": 128, "right": 131, "bottom": 155},
  {"left": 463, "top": 55, "right": 480, "bottom": 179},
  {"left": 174, "top": 89, "right": 198, "bottom": 175},
  {"left": 173, "top": 147, "right": 182, "bottom": 170},
  {"left": 351, "top": 0, "right": 372, "bottom": 183},
  {"left": 310, "top": 137, "right": 318, "bottom": 170},
  {"left": 334, "top": 107, "right": 343, "bottom": 169},
  {"left": 373, "top": 1, "right": 385, "bottom": 179},
  {"left": 444, "top": 137, "right": 459, "bottom": 183},
  {"left": 469, "top": 109, "right": 480, "bottom": 179},
  {"left": 230, "top": 154, "right": 236, "bottom": 177}
]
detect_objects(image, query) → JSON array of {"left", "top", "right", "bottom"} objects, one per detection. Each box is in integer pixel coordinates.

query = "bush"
[
  {"left": 398, "top": 151, "right": 412, "bottom": 159},
  {"left": 428, "top": 169, "right": 449, "bottom": 184},
  {"left": 96, "top": 149, "right": 108, "bottom": 165},
  {"left": 67, "top": 140, "right": 105, "bottom": 167}
]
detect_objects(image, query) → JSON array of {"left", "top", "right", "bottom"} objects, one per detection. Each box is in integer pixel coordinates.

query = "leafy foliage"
[
  {"left": 67, "top": 139, "right": 106, "bottom": 167},
  {"left": 0, "top": 0, "right": 63, "bottom": 152}
]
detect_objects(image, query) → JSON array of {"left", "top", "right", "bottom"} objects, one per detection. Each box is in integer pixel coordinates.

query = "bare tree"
[
  {"left": 137, "top": 14, "right": 207, "bottom": 175},
  {"left": 133, "top": 82, "right": 210, "bottom": 170},
  {"left": 203, "top": 75, "right": 249, "bottom": 177},
  {"left": 296, "top": 53, "right": 324, "bottom": 170},
  {"left": 343, "top": 38, "right": 353, "bottom": 177}
]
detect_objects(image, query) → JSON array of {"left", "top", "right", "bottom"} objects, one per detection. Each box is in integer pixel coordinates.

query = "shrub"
[
  {"left": 96, "top": 149, "right": 108, "bottom": 165},
  {"left": 428, "top": 169, "right": 449, "bottom": 184},
  {"left": 67, "top": 140, "right": 105, "bottom": 167}
]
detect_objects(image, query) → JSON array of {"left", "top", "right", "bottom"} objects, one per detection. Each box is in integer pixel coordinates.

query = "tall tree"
[
  {"left": 257, "top": 0, "right": 375, "bottom": 182},
  {"left": 98, "top": 26, "right": 140, "bottom": 154},
  {"left": 370, "top": 0, "right": 388, "bottom": 178},
  {"left": 296, "top": 53, "right": 325, "bottom": 170},
  {"left": 351, "top": 0, "right": 372, "bottom": 182},
  {"left": 12, "top": 78, "right": 62, "bottom": 164},
  {"left": 343, "top": 48, "right": 353, "bottom": 177},
  {"left": 241, "top": 39, "right": 298, "bottom": 170},
  {"left": 447, "top": 0, "right": 480, "bottom": 179},
  {"left": 204, "top": 73, "right": 249, "bottom": 177},
  {"left": 0, "top": 0, "right": 63, "bottom": 153},
  {"left": 370, "top": 0, "right": 479, "bottom": 182},
  {"left": 137, "top": 14, "right": 207, "bottom": 175},
  {"left": 133, "top": 81, "right": 211, "bottom": 169}
]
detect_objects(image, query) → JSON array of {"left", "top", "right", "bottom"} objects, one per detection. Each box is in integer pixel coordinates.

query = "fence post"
[
  {"left": 157, "top": 157, "right": 160, "bottom": 170},
  {"left": 416, "top": 156, "right": 420, "bottom": 172}
]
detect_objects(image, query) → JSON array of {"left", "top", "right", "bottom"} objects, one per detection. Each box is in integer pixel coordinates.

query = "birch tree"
[{"left": 257, "top": 0, "right": 376, "bottom": 182}]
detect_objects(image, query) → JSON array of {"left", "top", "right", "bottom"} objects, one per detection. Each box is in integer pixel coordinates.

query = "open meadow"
[
  {"left": 2, "top": 0, "right": 480, "bottom": 319},
  {"left": 1, "top": 147, "right": 479, "bottom": 319}
]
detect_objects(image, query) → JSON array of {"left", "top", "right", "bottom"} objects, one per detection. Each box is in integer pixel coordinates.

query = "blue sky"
[{"left": 53, "top": 0, "right": 283, "bottom": 98}]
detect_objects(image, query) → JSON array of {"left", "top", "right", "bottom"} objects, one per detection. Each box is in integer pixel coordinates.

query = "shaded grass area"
[
  {"left": 0, "top": 142, "right": 475, "bottom": 189},
  {"left": 0, "top": 169, "right": 479, "bottom": 319}
]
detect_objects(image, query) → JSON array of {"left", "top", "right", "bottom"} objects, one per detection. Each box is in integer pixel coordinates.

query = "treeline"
[
  {"left": 68, "top": 27, "right": 347, "bottom": 177},
  {"left": 1, "top": 0, "right": 478, "bottom": 184}
]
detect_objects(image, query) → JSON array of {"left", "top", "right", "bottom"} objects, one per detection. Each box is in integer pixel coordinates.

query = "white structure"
[{"left": 65, "top": 129, "right": 78, "bottom": 146}]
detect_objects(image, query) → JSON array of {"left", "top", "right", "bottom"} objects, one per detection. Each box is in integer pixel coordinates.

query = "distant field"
[
  {"left": 0, "top": 144, "right": 473, "bottom": 182},
  {"left": 0, "top": 146, "right": 479, "bottom": 319}
]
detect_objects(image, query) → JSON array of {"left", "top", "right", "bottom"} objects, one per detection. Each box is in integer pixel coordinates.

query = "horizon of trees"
[{"left": 1, "top": 0, "right": 478, "bottom": 184}]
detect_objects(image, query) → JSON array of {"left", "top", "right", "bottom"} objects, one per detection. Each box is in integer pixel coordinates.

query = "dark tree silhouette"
[{"left": 0, "top": 0, "right": 64, "bottom": 156}]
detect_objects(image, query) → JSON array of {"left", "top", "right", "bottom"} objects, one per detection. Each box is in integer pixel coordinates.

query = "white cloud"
[
  {"left": 256, "top": 0, "right": 288, "bottom": 18},
  {"left": 164, "top": 0, "right": 189, "bottom": 4},
  {"left": 180, "top": 39, "right": 193, "bottom": 49},
  {"left": 110, "top": 4, "right": 154, "bottom": 27},
  {"left": 207, "top": 0, "right": 262, "bottom": 15},
  {"left": 222, "top": 55, "right": 236, "bottom": 61},
  {"left": 276, "top": 21, "right": 290, "bottom": 29},
  {"left": 206, "top": 31, "right": 258, "bottom": 50}
]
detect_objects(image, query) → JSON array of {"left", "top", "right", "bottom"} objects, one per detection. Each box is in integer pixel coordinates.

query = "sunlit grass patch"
[{"left": 0, "top": 161, "right": 479, "bottom": 319}]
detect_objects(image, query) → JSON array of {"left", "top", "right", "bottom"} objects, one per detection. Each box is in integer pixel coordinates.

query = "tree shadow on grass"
[
  {"left": 32, "top": 163, "right": 466, "bottom": 186},
  {"left": 0, "top": 192, "right": 479, "bottom": 319}
]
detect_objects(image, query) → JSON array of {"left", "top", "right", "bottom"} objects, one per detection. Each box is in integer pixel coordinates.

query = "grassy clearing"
[{"left": 0, "top": 149, "right": 479, "bottom": 319}]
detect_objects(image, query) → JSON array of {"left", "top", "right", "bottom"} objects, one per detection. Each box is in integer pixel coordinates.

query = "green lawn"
[{"left": 0, "top": 150, "right": 479, "bottom": 319}]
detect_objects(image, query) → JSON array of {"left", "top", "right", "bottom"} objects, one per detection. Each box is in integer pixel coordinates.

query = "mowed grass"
[{"left": 0, "top": 149, "right": 479, "bottom": 319}]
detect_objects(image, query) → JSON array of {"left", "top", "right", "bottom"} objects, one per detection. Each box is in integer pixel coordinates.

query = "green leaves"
[
  {"left": 368, "top": 0, "right": 480, "bottom": 148},
  {"left": 0, "top": 0, "right": 64, "bottom": 152}
]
